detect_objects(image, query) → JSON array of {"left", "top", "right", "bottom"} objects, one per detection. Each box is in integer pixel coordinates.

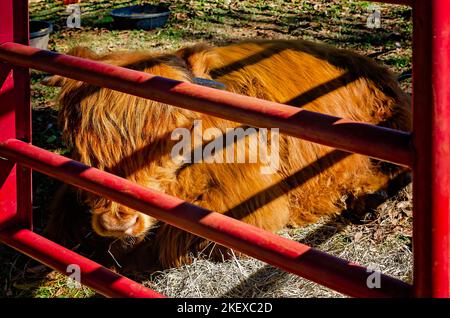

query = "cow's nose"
[{"left": 98, "top": 213, "right": 138, "bottom": 233}]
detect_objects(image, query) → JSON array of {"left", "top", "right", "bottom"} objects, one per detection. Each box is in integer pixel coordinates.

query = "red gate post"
[
  {"left": 412, "top": 0, "right": 450, "bottom": 297},
  {"left": 0, "top": 0, "right": 32, "bottom": 229}
]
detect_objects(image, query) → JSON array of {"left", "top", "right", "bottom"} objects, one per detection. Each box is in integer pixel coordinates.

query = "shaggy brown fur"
[{"left": 44, "top": 40, "right": 411, "bottom": 271}]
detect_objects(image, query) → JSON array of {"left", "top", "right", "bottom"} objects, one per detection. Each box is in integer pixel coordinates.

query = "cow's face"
[{"left": 91, "top": 203, "right": 157, "bottom": 239}]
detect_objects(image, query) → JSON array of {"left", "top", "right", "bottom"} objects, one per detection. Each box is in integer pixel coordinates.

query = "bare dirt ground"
[{"left": 0, "top": 0, "right": 413, "bottom": 298}]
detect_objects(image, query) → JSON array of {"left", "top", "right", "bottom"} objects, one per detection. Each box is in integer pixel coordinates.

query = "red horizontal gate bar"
[
  {"left": 0, "top": 138, "right": 413, "bottom": 298},
  {"left": 0, "top": 226, "right": 164, "bottom": 298},
  {"left": 0, "top": 42, "right": 413, "bottom": 167}
]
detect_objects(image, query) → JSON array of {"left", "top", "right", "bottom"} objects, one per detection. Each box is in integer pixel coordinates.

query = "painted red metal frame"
[
  {"left": 0, "top": 42, "right": 413, "bottom": 167},
  {"left": 0, "top": 0, "right": 448, "bottom": 298},
  {"left": 412, "top": 0, "right": 450, "bottom": 298},
  {"left": 0, "top": 226, "right": 164, "bottom": 298},
  {"left": 0, "top": 139, "right": 412, "bottom": 298},
  {"left": 0, "top": 0, "right": 32, "bottom": 231}
]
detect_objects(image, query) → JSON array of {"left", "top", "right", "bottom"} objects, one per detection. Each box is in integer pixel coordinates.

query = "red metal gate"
[{"left": 0, "top": 0, "right": 448, "bottom": 298}]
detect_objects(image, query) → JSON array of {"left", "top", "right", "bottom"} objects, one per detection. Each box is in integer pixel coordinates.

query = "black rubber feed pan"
[
  {"left": 29, "top": 20, "right": 53, "bottom": 50},
  {"left": 110, "top": 4, "right": 170, "bottom": 30}
]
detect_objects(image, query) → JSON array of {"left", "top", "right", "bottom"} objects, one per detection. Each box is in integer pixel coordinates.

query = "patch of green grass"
[
  {"left": 33, "top": 273, "right": 96, "bottom": 298},
  {"left": 395, "top": 234, "right": 412, "bottom": 247},
  {"left": 385, "top": 56, "right": 411, "bottom": 69}
]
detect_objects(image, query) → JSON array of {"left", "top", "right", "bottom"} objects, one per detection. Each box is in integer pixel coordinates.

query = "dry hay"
[{"left": 142, "top": 184, "right": 413, "bottom": 298}]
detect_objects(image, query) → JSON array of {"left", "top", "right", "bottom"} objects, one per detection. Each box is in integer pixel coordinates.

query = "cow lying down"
[{"left": 43, "top": 39, "right": 411, "bottom": 272}]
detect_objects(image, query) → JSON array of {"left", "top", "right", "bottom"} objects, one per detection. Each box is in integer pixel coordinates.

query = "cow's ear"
[
  {"left": 65, "top": 46, "right": 98, "bottom": 59},
  {"left": 175, "top": 44, "right": 220, "bottom": 79},
  {"left": 41, "top": 75, "right": 65, "bottom": 87},
  {"left": 41, "top": 47, "right": 99, "bottom": 87}
]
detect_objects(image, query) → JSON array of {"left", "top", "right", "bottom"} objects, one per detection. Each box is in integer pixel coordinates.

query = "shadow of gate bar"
[{"left": 0, "top": 0, "right": 448, "bottom": 298}]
